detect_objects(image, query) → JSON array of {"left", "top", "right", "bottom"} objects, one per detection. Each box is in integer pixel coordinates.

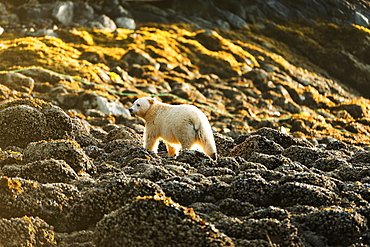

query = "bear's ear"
[{"left": 148, "top": 98, "right": 155, "bottom": 104}]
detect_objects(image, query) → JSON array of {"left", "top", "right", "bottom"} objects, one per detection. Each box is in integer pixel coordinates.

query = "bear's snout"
[{"left": 129, "top": 107, "right": 134, "bottom": 114}]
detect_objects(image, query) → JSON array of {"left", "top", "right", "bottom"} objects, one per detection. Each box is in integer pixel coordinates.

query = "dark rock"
[
  {"left": 216, "top": 157, "right": 240, "bottom": 173},
  {"left": 247, "top": 206, "right": 290, "bottom": 221},
  {"left": 94, "top": 195, "right": 234, "bottom": 246},
  {"left": 251, "top": 127, "right": 311, "bottom": 148},
  {"left": 100, "top": 146, "right": 157, "bottom": 167},
  {"left": 336, "top": 165, "right": 370, "bottom": 182},
  {"left": 73, "top": 2, "right": 95, "bottom": 22},
  {"left": 102, "top": 0, "right": 130, "bottom": 19},
  {"left": 0, "top": 149, "right": 22, "bottom": 168},
  {"left": 332, "top": 103, "right": 369, "bottom": 119},
  {"left": 214, "top": 133, "right": 236, "bottom": 157},
  {"left": 213, "top": 6, "right": 249, "bottom": 29},
  {"left": 121, "top": 48, "right": 159, "bottom": 68},
  {"left": 279, "top": 172, "right": 338, "bottom": 192},
  {"left": 349, "top": 151, "right": 370, "bottom": 164}
]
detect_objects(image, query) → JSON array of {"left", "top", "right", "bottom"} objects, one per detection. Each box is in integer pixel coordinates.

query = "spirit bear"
[{"left": 129, "top": 97, "right": 217, "bottom": 159}]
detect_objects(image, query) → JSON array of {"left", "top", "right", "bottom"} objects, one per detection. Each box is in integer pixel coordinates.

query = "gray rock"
[
  {"left": 354, "top": 11, "right": 369, "bottom": 27},
  {"left": 73, "top": 2, "right": 95, "bottom": 22},
  {"left": 213, "top": 6, "right": 249, "bottom": 29},
  {"left": 115, "top": 16, "right": 136, "bottom": 29},
  {"left": 20, "top": 67, "right": 73, "bottom": 84},
  {"left": 0, "top": 14, "right": 20, "bottom": 26},
  {"left": 79, "top": 93, "right": 130, "bottom": 116},
  {"left": 121, "top": 48, "right": 159, "bottom": 68},
  {"left": 96, "top": 14, "right": 117, "bottom": 32},
  {"left": 52, "top": 1, "right": 74, "bottom": 25},
  {"left": 0, "top": 72, "right": 34, "bottom": 93}
]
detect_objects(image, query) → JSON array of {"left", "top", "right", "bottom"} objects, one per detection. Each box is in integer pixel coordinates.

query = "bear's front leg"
[{"left": 144, "top": 133, "right": 159, "bottom": 153}]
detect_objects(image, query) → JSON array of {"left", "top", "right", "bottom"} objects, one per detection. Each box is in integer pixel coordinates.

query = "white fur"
[{"left": 129, "top": 97, "right": 217, "bottom": 159}]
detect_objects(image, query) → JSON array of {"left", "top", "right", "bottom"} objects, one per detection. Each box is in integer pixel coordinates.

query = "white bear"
[{"left": 129, "top": 97, "right": 217, "bottom": 159}]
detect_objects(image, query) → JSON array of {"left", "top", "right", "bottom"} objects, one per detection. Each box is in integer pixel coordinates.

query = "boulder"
[
  {"left": 0, "top": 99, "right": 73, "bottom": 149},
  {"left": 52, "top": 1, "right": 74, "bottom": 25}
]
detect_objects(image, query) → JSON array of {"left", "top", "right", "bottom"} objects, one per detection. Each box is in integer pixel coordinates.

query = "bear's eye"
[{"left": 137, "top": 104, "right": 141, "bottom": 107}]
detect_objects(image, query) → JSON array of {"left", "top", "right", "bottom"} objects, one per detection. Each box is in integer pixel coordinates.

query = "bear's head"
[{"left": 129, "top": 97, "right": 155, "bottom": 118}]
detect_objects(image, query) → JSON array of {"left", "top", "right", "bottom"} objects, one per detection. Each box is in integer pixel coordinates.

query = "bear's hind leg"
[
  {"left": 176, "top": 126, "right": 196, "bottom": 151},
  {"left": 165, "top": 143, "right": 179, "bottom": 156}
]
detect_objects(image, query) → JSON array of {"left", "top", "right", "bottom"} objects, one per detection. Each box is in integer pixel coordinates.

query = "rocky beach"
[{"left": 1, "top": 0, "right": 370, "bottom": 246}]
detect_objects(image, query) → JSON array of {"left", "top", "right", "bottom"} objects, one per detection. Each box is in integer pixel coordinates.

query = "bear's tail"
[{"left": 196, "top": 123, "right": 217, "bottom": 159}]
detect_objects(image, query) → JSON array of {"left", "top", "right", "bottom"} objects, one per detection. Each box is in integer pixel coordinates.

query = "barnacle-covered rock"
[
  {"left": 158, "top": 177, "right": 205, "bottom": 206},
  {"left": 221, "top": 217, "right": 299, "bottom": 246},
  {"left": 0, "top": 216, "right": 56, "bottom": 247},
  {"left": 229, "top": 135, "right": 284, "bottom": 160},
  {"left": 312, "top": 157, "right": 350, "bottom": 172},
  {"left": 4, "top": 159, "right": 79, "bottom": 183},
  {"left": 63, "top": 176, "right": 163, "bottom": 232},
  {"left": 23, "top": 139, "right": 95, "bottom": 175},
  {"left": 0, "top": 99, "right": 73, "bottom": 149},
  {"left": 297, "top": 207, "right": 368, "bottom": 245},
  {"left": 279, "top": 172, "right": 338, "bottom": 192},
  {"left": 218, "top": 198, "right": 255, "bottom": 217},
  {"left": 248, "top": 153, "right": 293, "bottom": 170},
  {"left": 0, "top": 176, "right": 80, "bottom": 227},
  {"left": 176, "top": 150, "right": 216, "bottom": 168},
  {"left": 251, "top": 127, "right": 308, "bottom": 148},
  {"left": 230, "top": 175, "right": 277, "bottom": 206},
  {"left": 282, "top": 145, "right": 333, "bottom": 167},
  {"left": 95, "top": 194, "right": 234, "bottom": 246},
  {"left": 278, "top": 182, "right": 341, "bottom": 207}
]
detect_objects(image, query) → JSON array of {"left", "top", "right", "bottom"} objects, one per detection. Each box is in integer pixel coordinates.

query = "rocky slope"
[{"left": 1, "top": 0, "right": 370, "bottom": 246}]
